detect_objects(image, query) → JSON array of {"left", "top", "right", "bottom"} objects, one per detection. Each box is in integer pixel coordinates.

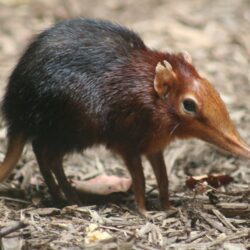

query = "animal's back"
[{"left": 2, "top": 18, "right": 158, "bottom": 153}]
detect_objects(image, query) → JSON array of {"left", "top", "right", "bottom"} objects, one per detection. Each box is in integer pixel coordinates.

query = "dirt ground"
[{"left": 0, "top": 0, "right": 250, "bottom": 249}]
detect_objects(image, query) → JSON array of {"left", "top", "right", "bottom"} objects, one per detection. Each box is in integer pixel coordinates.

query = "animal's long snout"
[
  {"left": 222, "top": 134, "right": 250, "bottom": 159},
  {"left": 201, "top": 128, "right": 250, "bottom": 160}
]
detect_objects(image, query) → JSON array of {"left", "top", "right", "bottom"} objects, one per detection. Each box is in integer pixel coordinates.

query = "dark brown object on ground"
[{"left": 186, "top": 174, "right": 234, "bottom": 189}]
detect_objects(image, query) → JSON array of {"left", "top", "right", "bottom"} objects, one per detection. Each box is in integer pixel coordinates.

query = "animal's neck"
[{"left": 143, "top": 105, "right": 178, "bottom": 154}]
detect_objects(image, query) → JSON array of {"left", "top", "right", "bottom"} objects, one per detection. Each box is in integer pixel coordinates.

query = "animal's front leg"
[
  {"left": 122, "top": 153, "right": 146, "bottom": 214},
  {"left": 147, "top": 151, "right": 171, "bottom": 209}
]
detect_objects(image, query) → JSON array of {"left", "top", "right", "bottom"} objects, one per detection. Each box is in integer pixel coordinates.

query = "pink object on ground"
[{"left": 72, "top": 175, "right": 132, "bottom": 195}]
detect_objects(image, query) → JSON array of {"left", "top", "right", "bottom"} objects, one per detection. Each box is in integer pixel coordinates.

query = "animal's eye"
[{"left": 182, "top": 98, "right": 196, "bottom": 114}]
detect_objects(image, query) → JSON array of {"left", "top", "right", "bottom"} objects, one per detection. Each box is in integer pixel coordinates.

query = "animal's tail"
[{"left": 0, "top": 134, "right": 26, "bottom": 182}]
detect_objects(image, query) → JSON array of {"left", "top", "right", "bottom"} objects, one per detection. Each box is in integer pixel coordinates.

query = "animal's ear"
[
  {"left": 154, "top": 60, "right": 175, "bottom": 99},
  {"left": 178, "top": 51, "right": 192, "bottom": 64}
]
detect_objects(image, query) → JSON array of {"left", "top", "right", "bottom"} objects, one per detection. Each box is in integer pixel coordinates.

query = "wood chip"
[
  {"left": 0, "top": 221, "right": 28, "bottom": 237},
  {"left": 212, "top": 209, "right": 237, "bottom": 232},
  {"left": 203, "top": 202, "right": 250, "bottom": 217},
  {"left": 1, "top": 237, "right": 23, "bottom": 250},
  {"left": 199, "top": 212, "right": 228, "bottom": 233},
  {"left": 28, "top": 208, "right": 60, "bottom": 217}
]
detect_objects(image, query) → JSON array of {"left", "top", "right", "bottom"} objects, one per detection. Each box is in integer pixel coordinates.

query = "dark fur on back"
[{"left": 3, "top": 19, "right": 153, "bottom": 153}]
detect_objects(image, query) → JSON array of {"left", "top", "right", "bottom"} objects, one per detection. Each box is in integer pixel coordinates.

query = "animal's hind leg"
[
  {"left": 32, "top": 141, "right": 64, "bottom": 204},
  {"left": 51, "top": 157, "right": 81, "bottom": 205}
]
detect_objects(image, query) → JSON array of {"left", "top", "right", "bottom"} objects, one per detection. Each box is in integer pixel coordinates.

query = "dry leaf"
[{"left": 186, "top": 174, "right": 234, "bottom": 190}]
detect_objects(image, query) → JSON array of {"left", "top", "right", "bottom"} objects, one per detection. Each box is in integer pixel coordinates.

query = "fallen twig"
[
  {"left": 212, "top": 209, "right": 237, "bottom": 232},
  {"left": 203, "top": 202, "right": 250, "bottom": 217},
  {"left": 0, "top": 221, "right": 28, "bottom": 238},
  {"left": 208, "top": 230, "right": 250, "bottom": 247},
  {"left": 199, "top": 212, "right": 227, "bottom": 233},
  {"left": 0, "top": 196, "right": 29, "bottom": 204}
]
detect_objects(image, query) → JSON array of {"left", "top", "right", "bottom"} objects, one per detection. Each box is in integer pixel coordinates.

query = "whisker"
[{"left": 170, "top": 122, "right": 180, "bottom": 136}]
